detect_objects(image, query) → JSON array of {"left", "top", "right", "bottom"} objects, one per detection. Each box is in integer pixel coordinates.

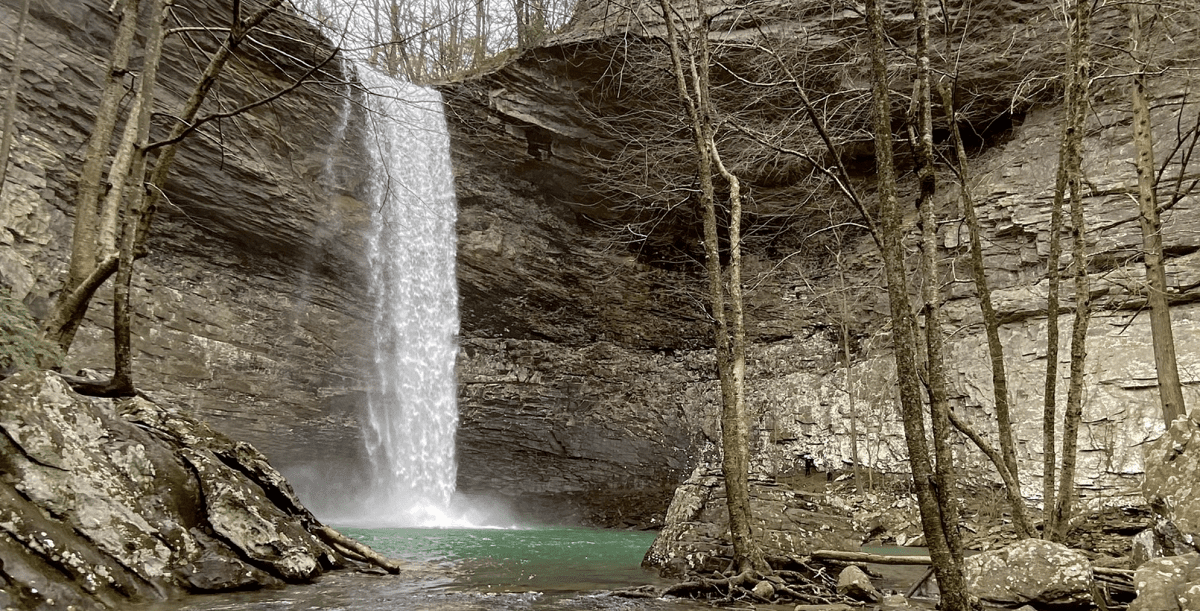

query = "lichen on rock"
[{"left": 0, "top": 370, "right": 352, "bottom": 610}]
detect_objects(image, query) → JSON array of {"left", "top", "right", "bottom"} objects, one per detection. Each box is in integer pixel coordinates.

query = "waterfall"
[
  {"left": 353, "top": 68, "right": 461, "bottom": 527},
  {"left": 298, "top": 2, "right": 512, "bottom": 528}
]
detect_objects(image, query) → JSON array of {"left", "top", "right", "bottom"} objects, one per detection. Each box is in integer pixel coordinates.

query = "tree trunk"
[
  {"left": 43, "top": 0, "right": 144, "bottom": 353},
  {"left": 910, "top": 0, "right": 964, "bottom": 570},
  {"left": 938, "top": 82, "right": 1035, "bottom": 538},
  {"left": 863, "top": 0, "right": 970, "bottom": 607},
  {"left": 1050, "top": 0, "right": 1094, "bottom": 542},
  {"left": 474, "top": 0, "right": 487, "bottom": 67},
  {"left": 110, "top": 0, "right": 168, "bottom": 396},
  {"left": 1126, "top": 3, "right": 1187, "bottom": 425},
  {"left": 656, "top": 0, "right": 767, "bottom": 575}
]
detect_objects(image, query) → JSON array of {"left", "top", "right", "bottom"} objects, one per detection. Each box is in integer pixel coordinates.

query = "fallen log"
[
  {"left": 313, "top": 525, "right": 404, "bottom": 574},
  {"left": 811, "top": 550, "right": 932, "bottom": 565}
]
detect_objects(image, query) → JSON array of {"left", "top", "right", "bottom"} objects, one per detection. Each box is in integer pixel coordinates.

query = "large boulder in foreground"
[
  {"left": 964, "top": 538, "right": 1094, "bottom": 609},
  {"left": 1142, "top": 413, "right": 1200, "bottom": 557},
  {"left": 0, "top": 371, "right": 346, "bottom": 610},
  {"left": 642, "top": 455, "right": 858, "bottom": 577},
  {"left": 1129, "top": 553, "right": 1200, "bottom": 611}
]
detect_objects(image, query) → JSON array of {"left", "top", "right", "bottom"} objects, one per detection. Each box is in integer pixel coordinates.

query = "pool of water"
[
  {"left": 136, "top": 527, "right": 694, "bottom": 611},
  {"left": 136, "top": 529, "right": 939, "bottom": 611},
  {"left": 342, "top": 526, "right": 672, "bottom": 594}
]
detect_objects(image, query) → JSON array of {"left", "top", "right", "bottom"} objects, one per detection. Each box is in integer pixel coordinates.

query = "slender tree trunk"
[
  {"left": 657, "top": 0, "right": 766, "bottom": 575},
  {"left": 839, "top": 260, "right": 862, "bottom": 490},
  {"left": 1051, "top": 0, "right": 1094, "bottom": 542},
  {"left": 910, "top": 0, "right": 964, "bottom": 569},
  {"left": 1126, "top": 3, "right": 1186, "bottom": 425},
  {"left": 43, "top": 0, "right": 144, "bottom": 353},
  {"left": 864, "top": 0, "right": 969, "bottom": 607},
  {"left": 938, "top": 82, "right": 1035, "bottom": 538},
  {"left": 0, "top": 0, "right": 31, "bottom": 201},
  {"left": 474, "top": 0, "right": 487, "bottom": 67},
  {"left": 1041, "top": 10, "right": 1078, "bottom": 537},
  {"left": 111, "top": 0, "right": 168, "bottom": 395}
]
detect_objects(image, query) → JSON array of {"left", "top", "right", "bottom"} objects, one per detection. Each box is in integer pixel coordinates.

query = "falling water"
[{"left": 355, "top": 67, "right": 460, "bottom": 526}]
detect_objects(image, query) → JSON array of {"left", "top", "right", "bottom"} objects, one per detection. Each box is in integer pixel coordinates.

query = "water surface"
[{"left": 137, "top": 527, "right": 693, "bottom": 611}]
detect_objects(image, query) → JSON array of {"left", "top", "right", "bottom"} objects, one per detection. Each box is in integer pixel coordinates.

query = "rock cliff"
[{"left": 2, "top": 0, "right": 1199, "bottom": 549}]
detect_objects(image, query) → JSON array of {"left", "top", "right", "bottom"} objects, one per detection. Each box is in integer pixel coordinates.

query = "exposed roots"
[{"left": 648, "top": 555, "right": 856, "bottom": 606}]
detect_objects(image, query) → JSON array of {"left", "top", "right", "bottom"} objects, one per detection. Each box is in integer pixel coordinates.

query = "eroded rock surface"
[
  {"left": 964, "top": 539, "right": 1094, "bottom": 610},
  {"left": 642, "top": 451, "right": 858, "bottom": 577},
  {"left": 3, "top": 0, "right": 1200, "bottom": 548},
  {"left": 1142, "top": 413, "right": 1200, "bottom": 555},
  {"left": 0, "top": 371, "right": 345, "bottom": 610},
  {"left": 1129, "top": 553, "right": 1200, "bottom": 611}
]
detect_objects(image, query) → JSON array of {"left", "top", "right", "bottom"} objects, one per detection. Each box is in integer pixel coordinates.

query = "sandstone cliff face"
[
  {"left": 0, "top": 0, "right": 382, "bottom": 506},
  {"left": 3, "top": 0, "right": 1199, "bottom": 540},
  {"left": 0, "top": 0, "right": 701, "bottom": 526},
  {"left": 441, "top": 0, "right": 1200, "bottom": 527}
]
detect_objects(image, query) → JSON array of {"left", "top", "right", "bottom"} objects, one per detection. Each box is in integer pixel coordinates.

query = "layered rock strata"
[{"left": 3, "top": 0, "right": 1200, "bottom": 547}]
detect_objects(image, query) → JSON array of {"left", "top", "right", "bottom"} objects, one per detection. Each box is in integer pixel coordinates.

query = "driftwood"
[
  {"left": 313, "top": 525, "right": 404, "bottom": 574},
  {"left": 811, "top": 549, "right": 932, "bottom": 565}
]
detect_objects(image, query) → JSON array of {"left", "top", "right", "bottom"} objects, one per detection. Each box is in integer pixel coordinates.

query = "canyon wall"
[{"left": 2, "top": 0, "right": 1198, "bottom": 534}]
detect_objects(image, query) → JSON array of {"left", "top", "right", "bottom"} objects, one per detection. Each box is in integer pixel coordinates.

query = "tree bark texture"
[
  {"left": 1051, "top": 0, "right": 1094, "bottom": 542},
  {"left": 43, "top": 0, "right": 143, "bottom": 353},
  {"left": 938, "top": 83, "right": 1034, "bottom": 538},
  {"left": 656, "top": 0, "right": 766, "bottom": 575},
  {"left": 1126, "top": 3, "right": 1187, "bottom": 425},
  {"left": 863, "top": 0, "right": 970, "bottom": 607},
  {"left": 910, "top": 0, "right": 964, "bottom": 569}
]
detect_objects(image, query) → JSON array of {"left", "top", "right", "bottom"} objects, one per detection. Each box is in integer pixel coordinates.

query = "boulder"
[
  {"left": 1132, "top": 528, "right": 1163, "bottom": 566},
  {"left": 836, "top": 565, "right": 881, "bottom": 603},
  {"left": 642, "top": 451, "right": 859, "bottom": 577},
  {"left": 964, "top": 538, "right": 1094, "bottom": 609},
  {"left": 751, "top": 579, "right": 775, "bottom": 600},
  {"left": 1128, "top": 553, "right": 1200, "bottom": 611},
  {"left": 1142, "top": 414, "right": 1200, "bottom": 555},
  {"left": 0, "top": 371, "right": 348, "bottom": 609}
]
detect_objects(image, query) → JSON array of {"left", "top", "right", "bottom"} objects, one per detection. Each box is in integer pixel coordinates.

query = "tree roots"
[{"left": 641, "top": 555, "right": 855, "bottom": 606}]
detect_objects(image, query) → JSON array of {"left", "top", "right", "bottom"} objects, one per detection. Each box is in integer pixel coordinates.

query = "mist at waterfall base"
[{"left": 304, "top": 66, "right": 517, "bottom": 530}]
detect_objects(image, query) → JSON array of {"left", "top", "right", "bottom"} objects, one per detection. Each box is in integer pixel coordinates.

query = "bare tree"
[
  {"left": 1046, "top": 0, "right": 1094, "bottom": 542},
  {"left": 863, "top": 0, "right": 971, "bottom": 606},
  {"left": 938, "top": 82, "right": 1036, "bottom": 539},
  {"left": 655, "top": 0, "right": 767, "bottom": 576},
  {"left": 297, "top": 0, "right": 577, "bottom": 81},
  {"left": 1124, "top": 0, "right": 1188, "bottom": 425},
  {"left": 38, "top": 0, "right": 336, "bottom": 395}
]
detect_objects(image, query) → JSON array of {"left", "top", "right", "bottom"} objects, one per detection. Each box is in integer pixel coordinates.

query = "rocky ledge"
[{"left": 0, "top": 370, "right": 406, "bottom": 610}]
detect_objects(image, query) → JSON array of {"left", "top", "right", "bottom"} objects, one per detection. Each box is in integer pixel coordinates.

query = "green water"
[
  {"left": 342, "top": 526, "right": 669, "bottom": 593},
  {"left": 135, "top": 527, "right": 689, "bottom": 611}
]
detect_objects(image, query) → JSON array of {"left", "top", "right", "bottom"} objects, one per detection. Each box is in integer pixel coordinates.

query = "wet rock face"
[
  {"left": 0, "top": 371, "right": 343, "bottom": 610},
  {"left": 964, "top": 539, "right": 1095, "bottom": 609},
  {"left": 0, "top": 0, "right": 375, "bottom": 493},
  {"left": 0, "top": 0, "right": 705, "bottom": 527},
  {"left": 4, "top": 0, "right": 1200, "bottom": 542}
]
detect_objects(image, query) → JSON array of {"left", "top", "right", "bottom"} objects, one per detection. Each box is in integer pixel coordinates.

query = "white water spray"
[
  {"left": 296, "top": 2, "right": 520, "bottom": 528},
  {"left": 351, "top": 68, "right": 462, "bottom": 527}
]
